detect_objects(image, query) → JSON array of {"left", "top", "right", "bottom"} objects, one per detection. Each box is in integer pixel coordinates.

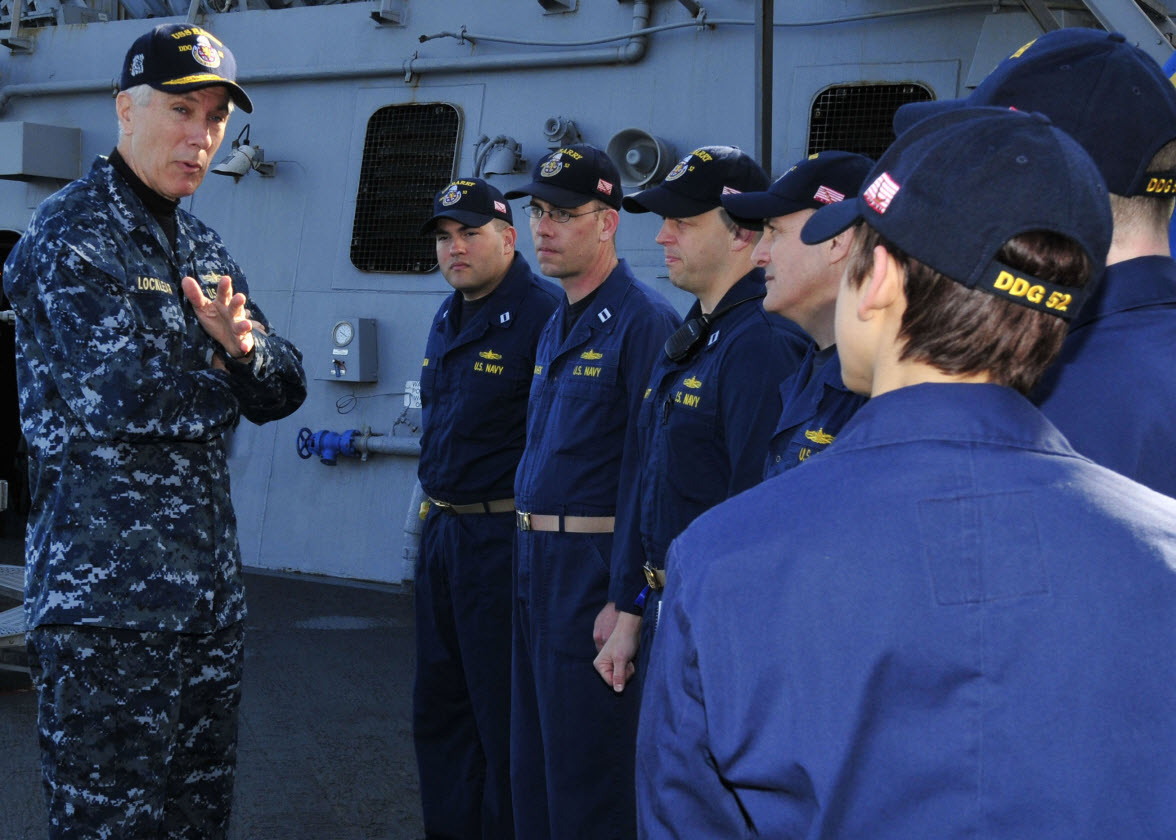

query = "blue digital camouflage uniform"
[
  {"left": 638, "top": 384, "right": 1176, "bottom": 838},
  {"left": 609, "top": 270, "right": 810, "bottom": 648},
  {"left": 4, "top": 154, "right": 307, "bottom": 838},
  {"left": 763, "top": 345, "right": 867, "bottom": 479},
  {"left": 511, "top": 258, "right": 678, "bottom": 840},
  {"left": 1033, "top": 256, "right": 1176, "bottom": 497},
  {"left": 414, "top": 253, "right": 559, "bottom": 840}
]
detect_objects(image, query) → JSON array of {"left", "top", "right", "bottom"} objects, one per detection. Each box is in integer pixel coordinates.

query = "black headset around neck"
[{"left": 663, "top": 292, "right": 766, "bottom": 363}]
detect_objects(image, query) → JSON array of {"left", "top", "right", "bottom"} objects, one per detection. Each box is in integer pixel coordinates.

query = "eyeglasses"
[{"left": 522, "top": 204, "right": 605, "bottom": 224}]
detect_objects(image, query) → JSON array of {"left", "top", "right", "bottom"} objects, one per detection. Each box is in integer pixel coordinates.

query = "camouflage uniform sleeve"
[
  {"left": 216, "top": 296, "right": 307, "bottom": 425},
  {"left": 17, "top": 240, "right": 240, "bottom": 442}
]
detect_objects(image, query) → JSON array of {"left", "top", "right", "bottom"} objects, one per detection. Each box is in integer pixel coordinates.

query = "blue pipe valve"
[{"left": 296, "top": 427, "right": 362, "bottom": 465}]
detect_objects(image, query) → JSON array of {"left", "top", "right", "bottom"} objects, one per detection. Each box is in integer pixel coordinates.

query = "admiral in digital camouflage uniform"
[{"left": 3, "top": 23, "right": 306, "bottom": 839}]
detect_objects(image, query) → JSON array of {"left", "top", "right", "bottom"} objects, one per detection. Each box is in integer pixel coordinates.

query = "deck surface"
[{"left": 0, "top": 560, "right": 425, "bottom": 839}]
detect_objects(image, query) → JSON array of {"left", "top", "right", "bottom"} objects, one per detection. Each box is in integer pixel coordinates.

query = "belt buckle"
[
  {"left": 517, "top": 511, "right": 532, "bottom": 531},
  {"left": 643, "top": 564, "right": 662, "bottom": 591},
  {"left": 431, "top": 498, "right": 453, "bottom": 513}
]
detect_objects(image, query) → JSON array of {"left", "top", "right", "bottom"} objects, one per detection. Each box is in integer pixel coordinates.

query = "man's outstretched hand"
[{"left": 182, "top": 275, "right": 257, "bottom": 360}]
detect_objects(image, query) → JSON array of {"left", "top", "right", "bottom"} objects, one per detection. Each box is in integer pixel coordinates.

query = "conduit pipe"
[
  {"left": 0, "top": 1, "right": 1052, "bottom": 111},
  {"left": 400, "top": 479, "right": 428, "bottom": 581},
  {"left": 297, "top": 425, "right": 420, "bottom": 465},
  {"left": 401, "top": 0, "right": 652, "bottom": 80},
  {"left": 0, "top": 0, "right": 653, "bottom": 110}
]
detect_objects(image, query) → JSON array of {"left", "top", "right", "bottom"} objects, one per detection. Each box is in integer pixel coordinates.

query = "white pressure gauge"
[{"left": 332, "top": 320, "right": 355, "bottom": 347}]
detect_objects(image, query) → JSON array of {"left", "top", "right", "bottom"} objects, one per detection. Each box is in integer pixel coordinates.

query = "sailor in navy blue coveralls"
[
  {"left": 610, "top": 274, "right": 808, "bottom": 633},
  {"left": 641, "top": 385, "right": 1176, "bottom": 839},
  {"left": 719, "top": 150, "right": 874, "bottom": 481},
  {"left": 638, "top": 106, "right": 1176, "bottom": 840},
  {"left": 890, "top": 27, "right": 1176, "bottom": 498},
  {"left": 1035, "top": 257, "right": 1176, "bottom": 495},
  {"left": 597, "top": 147, "right": 810, "bottom": 692},
  {"left": 413, "top": 178, "right": 559, "bottom": 840},
  {"left": 504, "top": 145, "right": 679, "bottom": 840},
  {"left": 762, "top": 346, "right": 864, "bottom": 476}
]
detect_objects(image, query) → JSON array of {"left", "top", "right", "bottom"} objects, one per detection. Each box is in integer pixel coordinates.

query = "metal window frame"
[{"left": 350, "top": 102, "right": 462, "bottom": 274}]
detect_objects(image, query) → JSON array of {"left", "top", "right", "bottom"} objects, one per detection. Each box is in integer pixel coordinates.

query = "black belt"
[{"left": 430, "top": 497, "right": 516, "bottom": 515}]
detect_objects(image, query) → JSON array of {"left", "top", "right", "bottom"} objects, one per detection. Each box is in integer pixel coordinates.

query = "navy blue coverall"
[
  {"left": 1034, "top": 256, "right": 1176, "bottom": 497},
  {"left": 414, "top": 253, "right": 559, "bottom": 840},
  {"left": 511, "top": 259, "right": 678, "bottom": 840},
  {"left": 609, "top": 271, "right": 811, "bottom": 649},
  {"left": 639, "top": 383, "right": 1176, "bottom": 838},
  {"left": 763, "top": 345, "right": 867, "bottom": 479}
]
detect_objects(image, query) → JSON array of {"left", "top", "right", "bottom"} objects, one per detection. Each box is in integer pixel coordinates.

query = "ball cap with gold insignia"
[
  {"left": 420, "top": 178, "right": 513, "bottom": 235},
  {"left": 120, "top": 23, "right": 253, "bottom": 114},
  {"left": 801, "top": 106, "right": 1113, "bottom": 320},
  {"left": 721, "top": 150, "right": 873, "bottom": 230},
  {"left": 504, "top": 144, "right": 623, "bottom": 210},
  {"left": 893, "top": 29, "right": 1176, "bottom": 197},
  {"left": 622, "top": 145, "right": 768, "bottom": 219}
]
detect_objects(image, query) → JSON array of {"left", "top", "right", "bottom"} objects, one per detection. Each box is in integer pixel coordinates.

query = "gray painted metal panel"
[
  {"left": 1081, "top": 0, "right": 1175, "bottom": 61},
  {"left": 0, "top": 121, "right": 79, "bottom": 181},
  {"left": 0, "top": 1, "right": 1160, "bottom": 582}
]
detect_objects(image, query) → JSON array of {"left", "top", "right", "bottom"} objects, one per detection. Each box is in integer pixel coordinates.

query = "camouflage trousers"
[{"left": 25, "top": 622, "right": 245, "bottom": 840}]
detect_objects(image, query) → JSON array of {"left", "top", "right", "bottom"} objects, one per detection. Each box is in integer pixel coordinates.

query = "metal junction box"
[
  {"left": 319, "top": 317, "right": 378, "bottom": 382},
  {"left": 0, "top": 122, "right": 81, "bottom": 181}
]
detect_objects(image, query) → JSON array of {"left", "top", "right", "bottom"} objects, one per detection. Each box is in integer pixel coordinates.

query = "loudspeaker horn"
[{"left": 607, "top": 128, "right": 678, "bottom": 188}]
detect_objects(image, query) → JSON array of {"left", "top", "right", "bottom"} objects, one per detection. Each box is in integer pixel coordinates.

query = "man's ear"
[
  {"left": 599, "top": 207, "right": 620, "bottom": 242},
  {"left": 502, "top": 224, "right": 518, "bottom": 254},
  {"left": 116, "top": 91, "right": 135, "bottom": 137},
  {"left": 858, "top": 244, "right": 903, "bottom": 321},
  {"left": 825, "top": 229, "right": 855, "bottom": 267},
  {"left": 730, "top": 225, "right": 758, "bottom": 254}
]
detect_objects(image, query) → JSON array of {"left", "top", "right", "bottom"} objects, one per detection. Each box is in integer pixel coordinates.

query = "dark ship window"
[
  {"left": 351, "top": 103, "right": 461, "bottom": 273},
  {"left": 807, "top": 83, "right": 933, "bottom": 160}
]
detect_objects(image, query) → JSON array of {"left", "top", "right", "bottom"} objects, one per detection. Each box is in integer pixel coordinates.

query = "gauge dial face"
[{"left": 332, "top": 321, "right": 355, "bottom": 347}]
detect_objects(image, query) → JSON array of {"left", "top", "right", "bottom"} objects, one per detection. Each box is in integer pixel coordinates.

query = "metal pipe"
[
  {"left": 296, "top": 426, "right": 419, "bottom": 465},
  {"left": 1, "top": 0, "right": 654, "bottom": 107},
  {"left": 754, "top": 0, "right": 773, "bottom": 174},
  {"left": 417, "top": 6, "right": 707, "bottom": 50},
  {"left": 0, "top": 1, "right": 1064, "bottom": 111},
  {"left": 358, "top": 431, "right": 421, "bottom": 457},
  {"left": 0, "top": 77, "right": 113, "bottom": 112},
  {"left": 400, "top": 479, "right": 427, "bottom": 581},
  {"left": 403, "top": 0, "right": 652, "bottom": 80}
]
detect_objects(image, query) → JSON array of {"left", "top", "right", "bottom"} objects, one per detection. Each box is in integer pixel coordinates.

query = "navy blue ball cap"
[
  {"left": 120, "top": 23, "right": 252, "bottom": 113},
  {"left": 894, "top": 28, "right": 1176, "bottom": 196},
  {"left": 421, "top": 178, "right": 513, "bottom": 235},
  {"left": 722, "top": 150, "right": 873, "bottom": 226},
  {"left": 504, "top": 144, "right": 622, "bottom": 209},
  {"left": 622, "top": 145, "right": 768, "bottom": 218},
  {"left": 802, "top": 106, "right": 1113, "bottom": 320}
]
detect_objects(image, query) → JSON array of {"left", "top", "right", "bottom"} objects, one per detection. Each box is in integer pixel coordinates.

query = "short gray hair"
[{"left": 117, "top": 83, "right": 235, "bottom": 138}]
